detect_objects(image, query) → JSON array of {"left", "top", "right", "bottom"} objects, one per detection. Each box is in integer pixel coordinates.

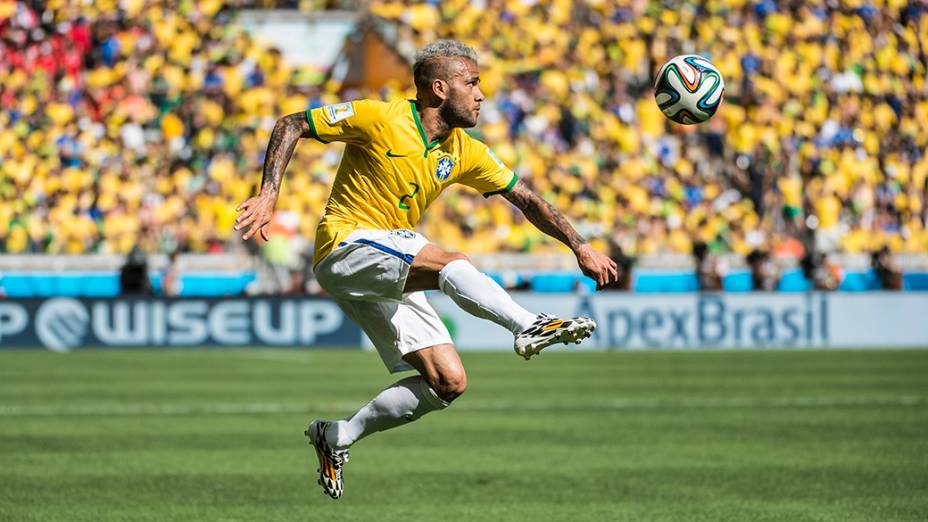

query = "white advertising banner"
[{"left": 426, "top": 293, "right": 928, "bottom": 350}]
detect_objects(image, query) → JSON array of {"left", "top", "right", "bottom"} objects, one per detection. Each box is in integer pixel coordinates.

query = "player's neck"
[{"left": 416, "top": 103, "right": 453, "bottom": 144}]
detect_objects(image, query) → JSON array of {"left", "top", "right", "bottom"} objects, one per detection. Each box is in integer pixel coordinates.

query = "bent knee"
[
  {"left": 442, "top": 252, "right": 470, "bottom": 268},
  {"left": 411, "top": 245, "right": 470, "bottom": 274},
  {"left": 432, "top": 368, "right": 467, "bottom": 402}
]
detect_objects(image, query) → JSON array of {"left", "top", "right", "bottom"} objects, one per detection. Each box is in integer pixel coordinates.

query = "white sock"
[
  {"left": 438, "top": 259, "right": 537, "bottom": 334},
  {"left": 326, "top": 375, "right": 448, "bottom": 449}
]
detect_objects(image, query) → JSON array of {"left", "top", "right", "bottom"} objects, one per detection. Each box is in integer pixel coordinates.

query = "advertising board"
[
  {"left": 0, "top": 297, "right": 362, "bottom": 351},
  {"left": 429, "top": 293, "right": 928, "bottom": 350}
]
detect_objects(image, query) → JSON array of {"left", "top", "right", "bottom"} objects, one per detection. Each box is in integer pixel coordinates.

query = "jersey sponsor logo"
[
  {"left": 323, "top": 102, "right": 354, "bottom": 124},
  {"left": 435, "top": 155, "right": 455, "bottom": 181},
  {"left": 385, "top": 149, "right": 410, "bottom": 158}
]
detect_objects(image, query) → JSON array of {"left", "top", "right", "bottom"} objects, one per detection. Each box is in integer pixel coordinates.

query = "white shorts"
[{"left": 313, "top": 229, "right": 453, "bottom": 373}]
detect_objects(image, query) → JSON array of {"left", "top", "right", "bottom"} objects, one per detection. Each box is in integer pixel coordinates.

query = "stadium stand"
[
  {"left": 367, "top": 0, "right": 928, "bottom": 258},
  {"left": 1, "top": 0, "right": 926, "bottom": 294}
]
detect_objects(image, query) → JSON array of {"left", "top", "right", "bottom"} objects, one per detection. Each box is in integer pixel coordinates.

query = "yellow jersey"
[{"left": 306, "top": 98, "right": 518, "bottom": 266}]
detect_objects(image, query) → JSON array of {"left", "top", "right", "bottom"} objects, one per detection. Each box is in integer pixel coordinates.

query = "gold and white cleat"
[
  {"left": 513, "top": 314, "right": 596, "bottom": 360},
  {"left": 305, "top": 420, "right": 349, "bottom": 499}
]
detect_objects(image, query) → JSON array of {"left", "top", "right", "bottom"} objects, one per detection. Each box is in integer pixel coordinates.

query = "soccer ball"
[{"left": 653, "top": 54, "right": 725, "bottom": 125}]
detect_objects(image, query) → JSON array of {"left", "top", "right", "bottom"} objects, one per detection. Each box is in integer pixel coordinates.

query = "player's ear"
[{"left": 432, "top": 79, "right": 449, "bottom": 101}]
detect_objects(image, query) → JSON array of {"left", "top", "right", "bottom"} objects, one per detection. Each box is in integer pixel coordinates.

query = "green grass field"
[{"left": 1, "top": 348, "right": 927, "bottom": 521}]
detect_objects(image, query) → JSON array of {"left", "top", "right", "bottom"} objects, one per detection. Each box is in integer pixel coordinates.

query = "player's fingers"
[
  {"left": 234, "top": 208, "right": 252, "bottom": 224},
  {"left": 242, "top": 222, "right": 263, "bottom": 240},
  {"left": 240, "top": 212, "right": 258, "bottom": 226},
  {"left": 234, "top": 219, "right": 253, "bottom": 230},
  {"left": 234, "top": 213, "right": 257, "bottom": 230},
  {"left": 260, "top": 226, "right": 269, "bottom": 242},
  {"left": 603, "top": 266, "right": 615, "bottom": 288},
  {"left": 608, "top": 261, "right": 619, "bottom": 283},
  {"left": 235, "top": 199, "right": 254, "bottom": 213}
]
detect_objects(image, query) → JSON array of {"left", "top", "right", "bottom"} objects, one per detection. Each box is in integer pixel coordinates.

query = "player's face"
[{"left": 440, "top": 58, "right": 484, "bottom": 128}]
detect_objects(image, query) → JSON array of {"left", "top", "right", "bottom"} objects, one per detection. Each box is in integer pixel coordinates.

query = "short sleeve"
[
  {"left": 457, "top": 139, "right": 518, "bottom": 197},
  {"left": 305, "top": 99, "right": 385, "bottom": 145}
]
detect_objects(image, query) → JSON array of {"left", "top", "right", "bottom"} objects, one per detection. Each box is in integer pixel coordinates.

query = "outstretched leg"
[
  {"left": 404, "top": 244, "right": 537, "bottom": 334},
  {"left": 405, "top": 244, "right": 596, "bottom": 359}
]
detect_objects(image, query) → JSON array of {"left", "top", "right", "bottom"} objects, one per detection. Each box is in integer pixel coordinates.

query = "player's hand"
[
  {"left": 234, "top": 193, "right": 276, "bottom": 241},
  {"left": 574, "top": 243, "right": 618, "bottom": 290}
]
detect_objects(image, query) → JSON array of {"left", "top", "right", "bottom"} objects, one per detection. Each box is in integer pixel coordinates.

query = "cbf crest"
[{"left": 435, "top": 155, "right": 456, "bottom": 182}]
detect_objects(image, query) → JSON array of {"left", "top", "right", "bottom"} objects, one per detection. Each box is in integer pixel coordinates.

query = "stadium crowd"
[{"left": 1, "top": 0, "right": 926, "bottom": 268}]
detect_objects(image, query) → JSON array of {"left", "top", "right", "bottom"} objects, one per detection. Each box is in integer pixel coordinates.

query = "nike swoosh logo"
[{"left": 386, "top": 149, "right": 410, "bottom": 158}]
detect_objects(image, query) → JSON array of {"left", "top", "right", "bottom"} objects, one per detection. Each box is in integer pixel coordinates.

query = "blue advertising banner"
[{"left": 0, "top": 297, "right": 362, "bottom": 351}]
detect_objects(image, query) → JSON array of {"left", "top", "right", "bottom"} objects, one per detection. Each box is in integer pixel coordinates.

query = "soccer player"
[{"left": 234, "top": 40, "right": 618, "bottom": 499}]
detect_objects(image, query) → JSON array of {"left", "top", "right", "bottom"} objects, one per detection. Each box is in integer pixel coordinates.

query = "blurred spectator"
[
  {"left": 119, "top": 245, "right": 153, "bottom": 295},
  {"left": 801, "top": 252, "right": 843, "bottom": 291},
  {"left": 693, "top": 241, "right": 723, "bottom": 291},
  {"left": 603, "top": 243, "right": 635, "bottom": 291},
  {"left": 871, "top": 246, "right": 903, "bottom": 291},
  {"left": 285, "top": 268, "right": 306, "bottom": 295},
  {"left": 747, "top": 249, "right": 780, "bottom": 292},
  {"left": 160, "top": 249, "right": 182, "bottom": 297}
]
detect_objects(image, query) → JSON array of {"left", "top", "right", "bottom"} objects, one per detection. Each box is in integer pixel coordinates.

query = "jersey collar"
[{"left": 410, "top": 100, "right": 444, "bottom": 157}]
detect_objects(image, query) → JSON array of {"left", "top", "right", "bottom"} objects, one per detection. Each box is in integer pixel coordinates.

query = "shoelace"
[
  {"left": 332, "top": 449, "right": 349, "bottom": 467},
  {"left": 535, "top": 313, "right": 556, "bottom": 327},
  {"left": 323, "top": 444, "right": 349, "bottom": 469},
  {"left": 328, "top": 449, "right": 348, "bottom": 482},
  {"left": 320, "top": 422, "right": 349, "bottom": 467}
]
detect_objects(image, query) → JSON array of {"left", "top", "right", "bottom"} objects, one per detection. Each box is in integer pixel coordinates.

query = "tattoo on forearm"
[
  {"left": 260, "top": 112, "right": 311, "bottom": 197},
  {"left": 502, "top": 181, "right": 586, "bottom": 251}
]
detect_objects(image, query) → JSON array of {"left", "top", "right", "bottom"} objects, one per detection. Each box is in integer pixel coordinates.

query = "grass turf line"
[{"left": 0, "top": 349, "right": 926, "bottom": 522}]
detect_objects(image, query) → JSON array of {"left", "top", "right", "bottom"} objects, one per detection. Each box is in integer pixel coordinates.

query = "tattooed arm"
[
  {"left": 502, "top": 180, "right": 586, "bottom": 251},
  {"left": 502, "top": 180, "right": 618, "bottom": 289},
  {"left": 235, "top": 112, "right": 313, "bottom": 241}
]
